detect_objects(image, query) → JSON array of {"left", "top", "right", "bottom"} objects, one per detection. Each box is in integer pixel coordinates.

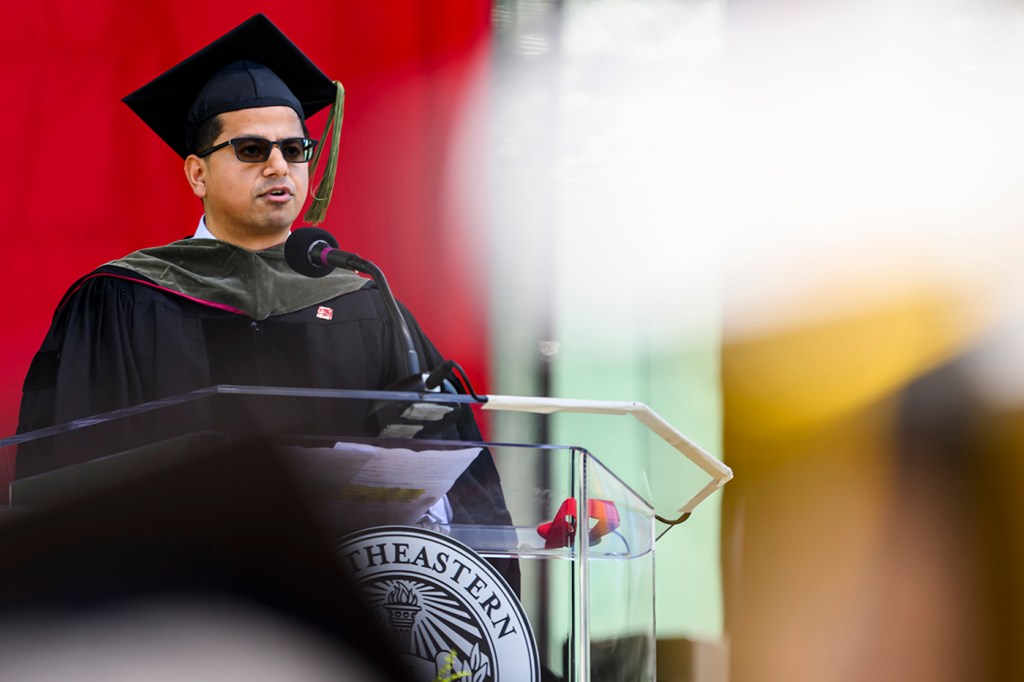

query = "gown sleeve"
[{"left": 18, "top": 272, "right": 146, "bottom": 434}]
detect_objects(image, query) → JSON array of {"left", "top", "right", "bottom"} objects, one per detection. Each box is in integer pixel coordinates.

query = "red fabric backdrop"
[{"left": 0, "top": 2, "right": 492, "bottom": 491}]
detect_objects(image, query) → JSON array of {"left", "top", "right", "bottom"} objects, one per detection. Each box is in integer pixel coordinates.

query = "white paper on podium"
[{"left": 284, "top": 442, "right": 481, "bottom": 531}]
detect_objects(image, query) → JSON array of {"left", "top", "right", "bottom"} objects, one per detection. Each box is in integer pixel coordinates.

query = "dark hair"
[
  {"left": 189, "top": 115, "right": 225, "bottom": 156},
  {"left": 188, "top": 110, "right": 312, "bottom": 156}
]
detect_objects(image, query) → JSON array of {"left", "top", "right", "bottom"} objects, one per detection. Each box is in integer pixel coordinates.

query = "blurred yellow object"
[
  {"left": 721, "top": 280, "right": 1001, "bottom": 682},
  {"left": 723, "top": 283, "right": 990, "bottom": 443}
]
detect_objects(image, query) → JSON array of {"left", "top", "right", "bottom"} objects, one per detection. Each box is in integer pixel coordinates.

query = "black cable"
[
  {"left": 655, "top": 512, "right": 691, "bottom": 542},
  {"left": 451, "top": 360, "right": 486, "bottom": 402},
  {"left": 655, "top": 511, "right": 691, "bottom": 526},
  {"left": 606, "top": 528, "right": 631, "bottom": 557},
  {"left": 424, "top": 360, "right": 454, "bottom": 391},
  {"left": 425, "top": 359, "right": 487, "bottom": 402}
]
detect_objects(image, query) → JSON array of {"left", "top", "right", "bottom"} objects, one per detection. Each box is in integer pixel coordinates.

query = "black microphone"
[{"left": 284, "top": 227, "right": 368, "bottom": 277}]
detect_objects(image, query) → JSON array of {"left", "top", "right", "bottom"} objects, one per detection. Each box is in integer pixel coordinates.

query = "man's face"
[{"left": 189, "top": 106, "right": 310, "bottom": 244}]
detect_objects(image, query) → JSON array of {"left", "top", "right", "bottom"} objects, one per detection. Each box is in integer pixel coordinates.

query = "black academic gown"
[
  {"left": 17, "top": 263, "right": 515, "bottom": 582},
  {"left": 19, "top": 264, "right": 412, "bottom": 433}
]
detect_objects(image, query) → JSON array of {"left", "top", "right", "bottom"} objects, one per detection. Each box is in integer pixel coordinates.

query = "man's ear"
[{"left": 184, "top": 155, "right": 207, "bottom": 198}]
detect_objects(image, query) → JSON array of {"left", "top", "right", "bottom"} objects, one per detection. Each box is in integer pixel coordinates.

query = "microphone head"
[{"left": 285, "top": 227, "right": 340, "bottom": 278}]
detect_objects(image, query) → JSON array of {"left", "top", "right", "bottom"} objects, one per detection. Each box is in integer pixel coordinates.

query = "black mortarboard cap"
[{"left": 122, "top": 14, "right": 345, "bottom": 224}]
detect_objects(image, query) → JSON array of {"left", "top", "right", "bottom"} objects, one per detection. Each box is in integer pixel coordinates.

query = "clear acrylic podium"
[{"left": 3, "top": 385, "right": 731, "bottom": 681}]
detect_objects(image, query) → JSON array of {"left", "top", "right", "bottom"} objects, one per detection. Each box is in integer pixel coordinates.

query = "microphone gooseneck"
[
  {"left": 284, "top": 227, "right": 481, "bottom": 438},
  {"left": 285, "top": 228, "right": 420, "bottom": 377}
]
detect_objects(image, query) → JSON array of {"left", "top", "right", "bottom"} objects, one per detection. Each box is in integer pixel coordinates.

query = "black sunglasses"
[{"left": 196, "top": 137, "right": 319, "bottom": 163}]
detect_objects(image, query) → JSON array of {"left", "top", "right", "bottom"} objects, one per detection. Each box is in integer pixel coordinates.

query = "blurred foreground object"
[
  {"left": 0, "top": 437, "right": 411, "bottom": 681},
  {"left": 721, "top": 282, "right": 1024, "bottom": 681}
]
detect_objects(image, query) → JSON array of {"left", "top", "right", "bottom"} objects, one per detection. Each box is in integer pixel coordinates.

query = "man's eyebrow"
[{"left": 227, "top": 133, "right": 305, "bottom": 139}]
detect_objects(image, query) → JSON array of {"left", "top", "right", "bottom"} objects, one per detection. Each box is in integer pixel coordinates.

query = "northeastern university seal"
[{"left": 336, "top": 526, "right": 540, "bottom": 681}]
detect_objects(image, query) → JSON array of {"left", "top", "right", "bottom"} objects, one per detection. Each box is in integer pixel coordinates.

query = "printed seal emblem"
[{"left": 337, "top": 525, "right": 540, "bottom": 681}]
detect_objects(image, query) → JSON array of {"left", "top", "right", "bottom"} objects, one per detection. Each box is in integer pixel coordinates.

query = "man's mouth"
[{"left": 261, "top": 186, "right": 294, "bottom": 201}]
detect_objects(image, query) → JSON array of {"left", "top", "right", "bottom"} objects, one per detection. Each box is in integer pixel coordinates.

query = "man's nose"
[{"left": 264, "top": 146, "right": 289, "bottom": 174}]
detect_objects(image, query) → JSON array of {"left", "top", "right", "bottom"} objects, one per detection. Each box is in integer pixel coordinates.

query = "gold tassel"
[{"left": 303, "top": 80, "right": 345, "bottom": 225}]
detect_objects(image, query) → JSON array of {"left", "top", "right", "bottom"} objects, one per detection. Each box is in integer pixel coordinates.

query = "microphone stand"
[{"left": 284, "top": 228, "right": 465, "bottom": 437}]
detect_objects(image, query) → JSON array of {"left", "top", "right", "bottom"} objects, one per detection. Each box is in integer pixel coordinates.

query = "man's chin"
[{"left": 255, "top": 209, "right": 301, "bottom": 233}]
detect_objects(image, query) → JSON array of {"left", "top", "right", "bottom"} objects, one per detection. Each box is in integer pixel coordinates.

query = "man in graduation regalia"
[{"left": 16, "top": 16, "right": 512, "bottom": 549}]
